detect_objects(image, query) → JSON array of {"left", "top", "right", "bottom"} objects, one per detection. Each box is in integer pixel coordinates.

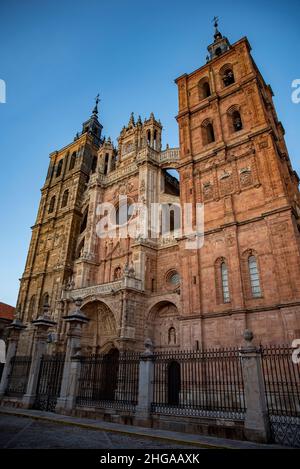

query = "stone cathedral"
[{"left": 16, "top": 26, "right": 300, "bottom": 356}]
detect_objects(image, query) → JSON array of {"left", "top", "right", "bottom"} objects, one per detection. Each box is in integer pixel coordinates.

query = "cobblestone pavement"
[{"left": 0, "top": 414, "right": 200, "bottom": 449}]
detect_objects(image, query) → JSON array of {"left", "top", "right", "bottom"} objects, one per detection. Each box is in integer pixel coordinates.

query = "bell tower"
[
  {"left": 142, "top": 112, "right": 162, "bottom": 152},
  {"left": 175, "top": 22, "right": 300, "bottom": 345},
  {"left": 16, "top": 98, "right": 104, "bottom": 353}
]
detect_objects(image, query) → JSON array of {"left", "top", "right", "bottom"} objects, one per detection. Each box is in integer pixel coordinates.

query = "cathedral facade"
[{"left": 16, "top": 27, "right": 300, "bottom": 356}]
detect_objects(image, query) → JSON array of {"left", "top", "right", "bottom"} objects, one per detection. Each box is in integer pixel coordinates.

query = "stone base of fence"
[
  {"left": 150, "top": 414, "right": 245, "bottom": 441},
  {"left": 0, "top": 396, "right": 24, "bottom": 409},
  {"left": 64, "top": 404, "right": 246, "bottom": 440}
]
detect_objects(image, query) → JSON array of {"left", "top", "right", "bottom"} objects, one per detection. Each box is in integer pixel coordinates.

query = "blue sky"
[{"left": 0, "top": 0, "right": 299, "bottom": 306}]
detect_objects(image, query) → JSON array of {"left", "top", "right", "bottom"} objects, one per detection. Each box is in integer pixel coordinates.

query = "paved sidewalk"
[{"left": 0, "top": 407, "right": 285, "bottom": 449}]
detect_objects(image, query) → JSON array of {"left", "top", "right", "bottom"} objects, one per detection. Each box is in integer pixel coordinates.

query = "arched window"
[
  {"left": 202, "top": 120, "right": 215, "bottom": 145},
  {"left": 147, "top": 130, "right": 151, "bottom": 146},
  {"left": 42, "top": 292, "right": 50, "bottom": 307},
  {"left": 222, "top": 67, "right": 235, "bottom": 87},
  {"left": 115, "top": 203, "right": 134, "bottom": 226},
  {"left": 199, "top": 78, "right": 211, "bottom": 100},
  {"left": 232, "top": 110, "right": 243, "bottom": 132},
  {"left": 227, "top": 106, "right": 243, "bottom": 133},
  {"left": 48, "top": 195, "right": 56, "bottom": 213},
  {"left": 61, "top": 189, "right": 69, "bottom": 208},
  {"left": 69, "top": 152, "right": 76, "bottom": 170},
  {"left": 221, "top": 262, "right": 230, "bottom": 303},
  {"left": 202, "top": 81, "right": 211, "bottom": 98},
  {"left": 56, "top": 159, "right": 63, "bottom": 177},
  {"left": 153, "top": 129, "right": 158, "bottom": 150},
  {"left": 206, "top": 123, "right": 215, "bottom": 143},
  {"left": 161, "top": 203, "right": 181, "bottom": 234},
  {"left": 248, "top": 256, "right": 261, "bottom": 297},
  {"left": 215, "top": 257, "right": 230, "bottom": 304},
  {"left": 103, "top": 153, "right": 109, "bottom": 175},
  {"left": 80, "top": 207, "right": 88, "bottom": 233},
  {"left": 91, "top": 155, "right": 98, "bottom": 174}
]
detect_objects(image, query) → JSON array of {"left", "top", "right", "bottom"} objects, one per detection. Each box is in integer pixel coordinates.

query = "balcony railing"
[{"left": 62, "top": 277, "right": 143, "bottom": 300}]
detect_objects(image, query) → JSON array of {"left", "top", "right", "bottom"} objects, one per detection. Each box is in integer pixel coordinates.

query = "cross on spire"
[
  {"left": 213, "top": 16, "right": 219, "bottom": 29},
  {"left": 212, "top": 15, "right": 222, "bottom": 41},
  {"left": 92, "top": 93, "right": 100, "bottom": 115}
]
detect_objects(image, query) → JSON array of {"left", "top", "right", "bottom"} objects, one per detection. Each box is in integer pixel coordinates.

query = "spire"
[
  {"left": 92, "top": 93, "right": 100, "bottom": 116},
  {"left": 80, "top": 93, "right": 103, "bottom": 143},
  {"left": 207, "top": 16, "right": 230, "bottom": 61},
  {"left": 213, "top": 16, "right": 222, "bottom": 41},
  {"left": 128, "top": 112, "right": 135, "bottom": 127}
]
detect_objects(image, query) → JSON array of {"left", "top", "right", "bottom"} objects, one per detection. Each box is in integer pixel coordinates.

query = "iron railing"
[
  {"left": 261, "top": 345, "right": 300, "bottom": 417},
  {"left": 151, "top": 348, "right": 245, "bottom": 419},
  {"left": 261, "top": 344, "right": 300, "bottom": 447},
  {"left": 34, "top": 353, "right": 65, "bottom": 412},
  {"left": 6, "top": 355, "right": 31, "bottom": 397},
  {"left": 76, "top": 351, "right": 140, "bottom": 411}
]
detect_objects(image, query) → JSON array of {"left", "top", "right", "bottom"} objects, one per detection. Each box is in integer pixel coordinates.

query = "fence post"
[
  {"left": 135, "top": 338, "right": 154, "bottom": 427},
  {"left": 22, "top": 305, "right": 56, "bottom": 408},
  {"left": 240, "top": 329, "right": 271, "bottom": 443},
  {"left": 56, "top": 298, "right": 89, "bottom": 413},
  {"left": 0, "top": 318, "right": 26, "bottom": 397}
]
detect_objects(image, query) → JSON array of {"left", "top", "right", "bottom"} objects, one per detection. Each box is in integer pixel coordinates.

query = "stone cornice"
[{"left": 178, "top": 300, "right": 300, "bottom": 321}]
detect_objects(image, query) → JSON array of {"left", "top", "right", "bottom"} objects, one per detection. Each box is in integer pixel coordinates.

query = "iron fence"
[
  {"left": 33, "top": 353, "right": 65, "bottom": 412},
  {"left": 261, "top": 344, "right": 300, "bottom": 447},
  {"left": 6, "top": 355, "right": 31, "bottom": 397},
  {"left": 151, "top": 348, "right": 245, "bottom": 419},
  {"left": 76, "top": 351, "right": 140, "bottom": 411}
]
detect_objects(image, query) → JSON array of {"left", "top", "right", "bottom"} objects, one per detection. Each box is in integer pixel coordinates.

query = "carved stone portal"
[
  {"left": 146, "top": 302, "right": 179, "bottom": 350},
  {"left": 81, "top": 300, "right": 117, "bottom": 353}
]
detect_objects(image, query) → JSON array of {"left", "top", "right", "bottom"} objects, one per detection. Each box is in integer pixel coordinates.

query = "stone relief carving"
[
  {"left": 239, "top": 167, "right": 253, "bottom": 188},
  {"left": 139, "top": 179, "right": 145, "bottom": 193},
  {"left": 113, "top": 180, "right": 134, "bottom": 199},
  {"left": 219, "top": 170, "right": 233, "bottom": 196},
  {"left": 258, "top": 139, "right": 269, "bottom": 149},
  {"left": 203, "top": 181, "right": 214, "bottom": 201}
]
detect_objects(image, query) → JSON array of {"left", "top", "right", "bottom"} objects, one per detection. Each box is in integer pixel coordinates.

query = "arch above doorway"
[
  {"left": 80, "top": 300, "right": 118, "bottom": 354},
  {"left": 146, "top": 300, "right": 180, "bottom": 350}
]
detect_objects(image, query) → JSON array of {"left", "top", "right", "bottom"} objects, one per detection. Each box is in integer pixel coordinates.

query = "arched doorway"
[
  {"left": 81, "top": 300, "right": 117, "bottom": 353},
  {"left": 146, "top": 301, "right": 179, "bottom": 350},
  {"left": 100, "top": 348, "right": 119, "bottom": 400},
  {"left": 168, "top": 360, "right": 181, "bottom": 405}
]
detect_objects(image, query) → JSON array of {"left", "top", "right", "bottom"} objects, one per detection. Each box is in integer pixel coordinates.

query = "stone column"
[
  {"left": 22, "top": 305, "right": 56, "bottom": 408},
  {"left": 56, "top": 298, "right": 89, "bottom": 413},
  {"left": 240, "top": 329, "right": 271, "bottom": 443},
  {"left": 135, "top": 338, "right": 154, "bottom": 427},
  {"left": 0, "top": 318, "right": 26, "bottom": 397}
]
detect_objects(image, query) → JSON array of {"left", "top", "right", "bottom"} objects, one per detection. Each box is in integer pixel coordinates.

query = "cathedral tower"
[
  {"left": 16, "top": 99, "right": 103, "bottom": 353},
  {"left": 175, "top": 21, "right": 300, "bottom": 345}
]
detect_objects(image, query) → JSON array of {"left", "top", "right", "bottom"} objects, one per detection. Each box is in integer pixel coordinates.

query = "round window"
[{"left": 167, "top": 270, "right": 180, "bottom": 287}]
